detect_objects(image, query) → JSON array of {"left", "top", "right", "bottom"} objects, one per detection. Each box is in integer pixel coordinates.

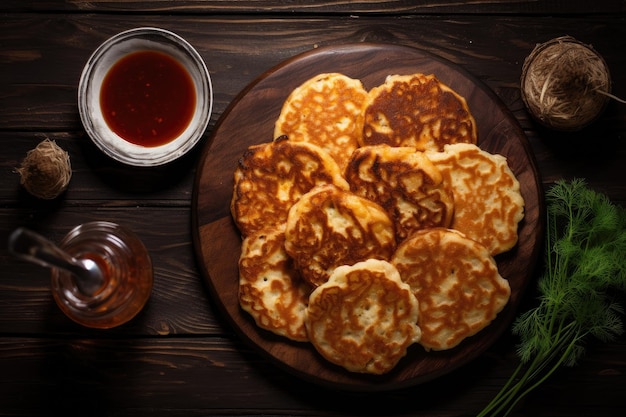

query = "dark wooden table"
[{"left": 1, "top": 2, "right": 625, "bottom": 416}]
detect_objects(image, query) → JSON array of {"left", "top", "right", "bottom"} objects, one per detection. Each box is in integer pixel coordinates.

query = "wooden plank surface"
[
  {"left": 1, "top": 336, "right": 625, "bottom": 416},
  {"left": 1, "top": 3, "right": 626, "bottom": 416},
  {"left": 2, "top": 14, "right": 625, "bottom": 131},
  {"left": 1, "top": 0, "right": 625, "bottom": 14}
]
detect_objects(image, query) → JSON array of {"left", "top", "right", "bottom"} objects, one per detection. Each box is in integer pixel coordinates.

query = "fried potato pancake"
[
  {"left": 345, "top": 145, "right": 454, "bottom": 241},
  {"left": 306, "top": 259, "right": 421, "bottom": 374},
  {"left": 357, "top": 73, "right": 477, "bottom": 151},
  {"left": 274, "top": 73, "right": 368, "bottom": 172},
  {"left": 392, "top": 228, "right": 511, "bottom": 351},
  {"left": 425, "top": 143, "right": 525, "bottom": 255},
  {"left": 230, "top": 70, "right": 526, "bottom": 374},
  {"left": 284, "top": 184, "right": 396, "bottom": 287},
  {"left": 231, "top": 137, "right": 349, "bottom": 237},
  {"left": 238, "top": 226, "right": 312, "bottom": 342}
]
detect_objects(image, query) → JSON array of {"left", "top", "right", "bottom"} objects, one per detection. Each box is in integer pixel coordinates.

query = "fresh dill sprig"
[{"left": 477, "top": 178, "right": 626, "bottom": 417}]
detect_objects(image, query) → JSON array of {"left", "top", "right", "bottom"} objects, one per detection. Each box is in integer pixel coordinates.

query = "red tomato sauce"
[{"left": 100, "top": 50, "right": 196, "bottom": 147}]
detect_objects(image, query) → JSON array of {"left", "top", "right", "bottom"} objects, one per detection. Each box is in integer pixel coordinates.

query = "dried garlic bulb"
[
  {"left": 520, "top": 36, "right": 612, "bottom": 131},
  {"left": 16, "top": 139, "right": 72, "bottom": 199}
]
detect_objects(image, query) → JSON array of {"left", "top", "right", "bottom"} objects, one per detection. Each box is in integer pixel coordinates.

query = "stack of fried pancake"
[{"left": 230, "top": 71, "right": 525, "bottom": 374}]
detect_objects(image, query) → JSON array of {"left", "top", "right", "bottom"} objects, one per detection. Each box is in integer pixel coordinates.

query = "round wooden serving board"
[{"left": 192, "top": 43, "right": 544, "bottom": 391}]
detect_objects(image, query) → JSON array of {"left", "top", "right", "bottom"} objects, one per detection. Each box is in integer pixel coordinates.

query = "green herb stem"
[
  {"left": 478, "top": 323, "right": 581, "bottom": 417},
  {"left": 476, "top": 179, "right": 626, "bottom": 417}
]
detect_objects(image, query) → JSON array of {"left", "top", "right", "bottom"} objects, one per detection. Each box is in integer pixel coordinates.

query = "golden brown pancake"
[
  {"left": 425, "top": 143, "right": 525, "bottom": 255},
  {"left": 357, "top": 73, "right": 477, "bottom": 151},
  {"left": 231, "top": 137, "right": 349, "bottom": 237},
  {"left": 305, "top": 259, "right": 421, "bottom": 374},
  {"left": 392, "top": 228, "right": 511, "bottom": 351},
  {"left": 284, "top": 184, "right": 396, "bottom": 287},
  {"left": 274, "top": 73, "right": 368, "bottom": 172},
  {"left": 345, "top": 144, "right": 454, "bottom": 241},
  {"left": 238, "top": 226, "right": 312, "bottom": 342}
]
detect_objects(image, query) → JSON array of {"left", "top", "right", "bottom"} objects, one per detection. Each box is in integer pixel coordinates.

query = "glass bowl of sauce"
[{"left": 78, "top": 27, "right": 212, "bottom": 166}]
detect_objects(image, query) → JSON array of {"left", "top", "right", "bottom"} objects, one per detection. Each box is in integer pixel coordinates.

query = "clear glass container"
[{"left": 51, "top": 221, "right": 153, "bottom": 329}]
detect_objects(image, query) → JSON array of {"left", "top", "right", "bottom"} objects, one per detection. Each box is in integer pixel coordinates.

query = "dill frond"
[{"left": 477, "top": 179, "right": 626, "bottom": 417}]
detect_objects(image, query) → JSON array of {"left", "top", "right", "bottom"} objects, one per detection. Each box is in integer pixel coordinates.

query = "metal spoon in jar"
[{"left": 8, "top": 227, "right": 105, "bottom": 296}]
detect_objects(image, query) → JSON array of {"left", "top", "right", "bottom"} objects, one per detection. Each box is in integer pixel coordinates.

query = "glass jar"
[{"left": 51, "top": 221, "right": 153, "bottom": 328}]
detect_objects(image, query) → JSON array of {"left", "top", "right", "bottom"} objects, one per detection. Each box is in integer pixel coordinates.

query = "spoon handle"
[{"left": 8, "top": 227, "right": 84, "bottom": 276}]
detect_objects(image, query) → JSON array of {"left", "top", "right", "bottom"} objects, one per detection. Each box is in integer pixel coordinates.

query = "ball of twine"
[
  {"left": 521, "top": 36, "right": 612, "bottom": 131},
  {"left": 16, "top": 139, "right": 72, "bottom": 199}
]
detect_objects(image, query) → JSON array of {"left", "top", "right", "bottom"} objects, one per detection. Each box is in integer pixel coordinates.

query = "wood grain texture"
[
  {"left": 1, "top": 336, "right": 625, "bottom": 416},
  {"left": 2, "top": 15, "right": 625, "bottom": 131},
  {"left": 192, "top": 43, "right": 544, "bottom": 391},
  {"left": 1, "top": 0, "right": 625, "bottom": 14},
  {"left": 2, "top": 3, "right": 626, "bottom": 415}
]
